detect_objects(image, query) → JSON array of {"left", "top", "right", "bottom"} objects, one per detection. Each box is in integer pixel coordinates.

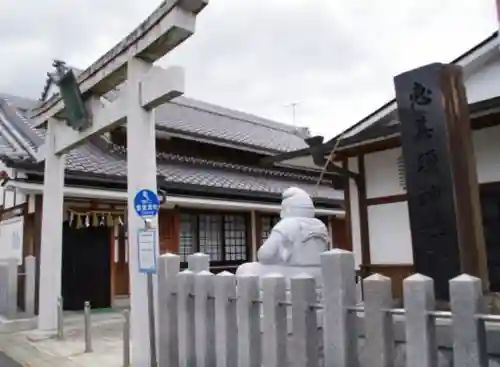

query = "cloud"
[{"left": 0, "top": 0, "right": 496, "bottom": 138}]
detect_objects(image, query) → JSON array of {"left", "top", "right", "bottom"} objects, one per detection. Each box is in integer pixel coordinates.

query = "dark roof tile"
[
  {"left": 0, "top": 92, "right": 342, "bottom": 203},
  {"left": 155, "top": 97, "right": 309, "bottom": 153}
]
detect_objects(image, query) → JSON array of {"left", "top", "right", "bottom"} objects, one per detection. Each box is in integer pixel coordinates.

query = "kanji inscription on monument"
[{"left": 394, "top": 63, "right": 488, "bottom": 300}]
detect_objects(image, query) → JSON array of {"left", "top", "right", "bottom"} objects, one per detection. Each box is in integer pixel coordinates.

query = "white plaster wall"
[
  {"left": 359, "top": 124, "right": 500, "bottom": 265},
  {"left": 0, "top": 216, "right": 24, "bottom": 264},
  {"left": 465, "top": 54, "right": 500, "bottom": 104},
  {"left": 364, "top": 147, "right": 405, "bottom": 199},
  {"left": 347, "top": 157, "right": 362, "bottom": 268},
  {"left": 0, "top": 163, "right": 14, "bottom": 209},
  {"left": 363, "top": 125, "right": 500, "bottom": 197},
  {"left": 368, "top": 202, "right": 413, "bottom": 264},
  {"left": 473, "top": 124, "right": 500, "bottom": 184}
]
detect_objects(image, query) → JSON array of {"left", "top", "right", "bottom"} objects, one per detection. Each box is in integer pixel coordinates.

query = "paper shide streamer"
[{"left": 67, "top": 208, "right": 126, "bottom": 229}]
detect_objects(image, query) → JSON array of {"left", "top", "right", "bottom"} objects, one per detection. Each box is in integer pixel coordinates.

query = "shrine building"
[
  {"left": 267, "top": 31, "right": 500, "bottom": 300},
  {"left": 0, "top": 70, "right": 344, "bottom": 311}
]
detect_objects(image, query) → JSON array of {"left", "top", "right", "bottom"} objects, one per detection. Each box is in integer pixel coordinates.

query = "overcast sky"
[{"left": 0, "top": 0, "right": 497, "bottom": 138}]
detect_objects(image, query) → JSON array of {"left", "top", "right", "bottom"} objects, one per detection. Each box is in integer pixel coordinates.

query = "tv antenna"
[{"left": 285, "top": 101, "right": 302, "bottom": 125}]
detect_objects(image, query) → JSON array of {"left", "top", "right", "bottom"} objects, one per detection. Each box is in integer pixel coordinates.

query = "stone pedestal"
[{"left": 0, "top": 259, "right": 18, "bottom": 319}]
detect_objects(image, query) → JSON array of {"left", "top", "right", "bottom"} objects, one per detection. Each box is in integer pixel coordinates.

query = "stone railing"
[{"left": 156, "top": 250, "right": 500, "bottom": 366}]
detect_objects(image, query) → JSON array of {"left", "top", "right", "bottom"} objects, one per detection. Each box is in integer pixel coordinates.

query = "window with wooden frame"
[
  {"left": 260, "top": 214, "right": 280, "bottom": 244},
  {"left": 178, "top": 212, "right": 249, "bottom": 266}
]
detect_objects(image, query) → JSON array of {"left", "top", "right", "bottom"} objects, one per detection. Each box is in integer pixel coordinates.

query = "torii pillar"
[{"left": 31, "top": 2, "right": 208, "bottom": 366}]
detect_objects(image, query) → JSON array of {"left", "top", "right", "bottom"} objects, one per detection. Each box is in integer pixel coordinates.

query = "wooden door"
[
  {"left": 112, "top": 224, "right": 129, "bottom": 296},
  {"left": 111, "top": 210, "right": 180, "bottom": 298},
  {"left": 331, "top": 217, "right": 350, "bottom": 251},
  {"left": 62, "top": 222, "right": 111, "bottom": 310},
  {"left": 159, "top": 209, "right": 180, "bottom": 254}
]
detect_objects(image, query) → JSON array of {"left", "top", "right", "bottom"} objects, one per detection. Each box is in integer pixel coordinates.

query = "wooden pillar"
[
  {"left": 250, "top": 211, "right": 257, "bottom": 261},
  {"left": 158, "top": 208, "right": 180, "bottom": 254},
  {"left": 33, "top": 195, "right": 43, "bottom": 314},
  {"left": 357, "top": 155, "right": 371, "bottom": 267},
  {"left": 330, "top": 217, "right": 349, "bottom": 251},
  {"left": 394, "top": 63, "right": 488, "bottom": 299}
]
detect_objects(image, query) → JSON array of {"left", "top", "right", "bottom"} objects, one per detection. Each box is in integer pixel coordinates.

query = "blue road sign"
[{"left": 134, "top": 189, "right": 160, "bottom": 218}]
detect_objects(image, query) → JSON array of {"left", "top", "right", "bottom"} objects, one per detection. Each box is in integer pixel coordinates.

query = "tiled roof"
[
  {"left": 0, "top": 93, "right": 343, "bottom": 204},
  {"left": 0, "top": 132, "right": 20, "bottom": 156},
  {"left": 155, "top": 97, "right": 310, "bottom": 153},
  {"left": 37, "top": 68, "right": 310, "bottom": 154}
]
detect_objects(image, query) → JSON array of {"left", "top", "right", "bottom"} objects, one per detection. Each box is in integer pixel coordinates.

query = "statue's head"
[{"left": 280, "top": 187, "right": 315, "bottom": 219}]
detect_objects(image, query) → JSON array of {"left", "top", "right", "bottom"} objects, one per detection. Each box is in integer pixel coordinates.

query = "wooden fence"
[{"left": 157, "top": 250, "right": 497, "bottom": 367}]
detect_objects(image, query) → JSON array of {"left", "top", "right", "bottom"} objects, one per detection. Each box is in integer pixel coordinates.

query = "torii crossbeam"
[{"left": 31, "top": 1, "right": 208, "bottom": 366}]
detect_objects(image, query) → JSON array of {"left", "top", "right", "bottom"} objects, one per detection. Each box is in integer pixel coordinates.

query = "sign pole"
[
  {"left": 147, "top": 273, "right": 157, "bottom": 367},
  {"left": 134, "top": 176, "right": 161, "bottom": 367}
]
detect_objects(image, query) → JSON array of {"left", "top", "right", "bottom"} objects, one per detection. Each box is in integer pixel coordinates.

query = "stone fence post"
[
  {"left": 24, "top": 255, "right": 36, "bottom": 317},
  {"left": 321, "top": 249, "right": 358, "bottom": 367},
  {"left": 0, "top": 258, "right": 18, "bottom": 319},
  {"left": 157, "top": 253, "right": 180, "bottom": 367}
]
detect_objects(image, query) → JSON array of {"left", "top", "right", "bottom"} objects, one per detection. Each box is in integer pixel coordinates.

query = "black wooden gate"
[{"left": 61, "top": 222, "right": 111, "bottom": 310}]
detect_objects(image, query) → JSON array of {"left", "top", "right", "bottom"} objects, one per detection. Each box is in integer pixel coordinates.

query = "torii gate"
[{"left": 30, "top": 1, "right": 208, "bottom": 365}]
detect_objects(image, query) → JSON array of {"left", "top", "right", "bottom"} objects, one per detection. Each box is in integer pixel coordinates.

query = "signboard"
[
  {"left": 134, "top": 189, "right": 160, "bottom": 218},
  {"left": 0, "top": 217, "right": 24, "bottom": 265},
  {"left": 137, "top": 229, "right": 157, "bottom": 274},
  {"left": 50, "top": 61, "right": 90, "bottom": 132},
  {"left": 394, "top": 63, "right": 488, "bottom": 299}
]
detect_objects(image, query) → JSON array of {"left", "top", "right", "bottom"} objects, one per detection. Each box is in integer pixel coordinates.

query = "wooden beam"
[
  {"left": 31, "top": 0, "right": 206, "bottom": 126},
  {"left": 357, "top": 155, "right": 371, "bottom": 266},
  {"left": 259, "top": 147, "right": 312, "bottom": 166},
  {"left": 341, "top": 158, "right": 353, "bottom": 252}
]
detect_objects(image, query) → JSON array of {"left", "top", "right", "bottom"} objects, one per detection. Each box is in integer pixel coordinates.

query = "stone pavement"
[
  {"left": 0, "top": 310, "right": 125, "bottom": 366},
  {"left": 0, "top": 352, "right": 21, "bottom": 367}
]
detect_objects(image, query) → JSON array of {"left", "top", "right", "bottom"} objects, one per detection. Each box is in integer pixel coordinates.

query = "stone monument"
[{"left": 236, "top": 187, "right": 330, "bottom": 287}]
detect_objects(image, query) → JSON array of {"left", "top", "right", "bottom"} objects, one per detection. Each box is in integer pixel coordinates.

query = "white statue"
[{"left": 236, "top": 187, "right": 330, "bottom": 286}]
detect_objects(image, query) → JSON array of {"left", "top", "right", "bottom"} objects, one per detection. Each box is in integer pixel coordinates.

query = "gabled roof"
[
  {"left": 334, "top": 31, "right": 500, "bottom": 149},
  {"left": 264, "top": 31, "right": 500, "bottom": 165},
  {"left": 0, "top": 93, "right": 343, "bottom": 206}
]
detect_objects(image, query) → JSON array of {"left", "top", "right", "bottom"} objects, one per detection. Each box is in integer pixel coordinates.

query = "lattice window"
[
  {"left": 179, "top": 214, "right": 196, "bottom": 262},
  {"left": 178, "top": 212, "right": 249, "bottom": 264},
  {"left": 261, "top": 215, "right": 280, "bottom": 244},
  {"left": 224, "top": 215, "right": 247, "bottom": 261},
  {"left": 199, "top": 214, "right": 222, "bottom": 261}
]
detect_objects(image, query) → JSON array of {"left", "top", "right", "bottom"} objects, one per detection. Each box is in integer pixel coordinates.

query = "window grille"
[
  {"left": 261, "top": 215, "right": 280, "bottom": 244},
  {"left": 179, "top": 214, "right": 196, "bottom": 262},
  {"left": 199, "top": 214, "right": 222, "bottom": 261},
  {"left": 178, "top": 212, "right": 249, "bottom": 264},
  {"left": 224, "top": 215, "right": 247, "bottom": 261}
]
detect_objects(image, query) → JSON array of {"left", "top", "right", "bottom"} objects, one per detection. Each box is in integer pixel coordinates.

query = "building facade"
[
  {"left": 0, "top": 84, "right": 344, "bottom": 311},
  {"left": 268, "top": 31, "right": 500, "bottom": 299}
]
